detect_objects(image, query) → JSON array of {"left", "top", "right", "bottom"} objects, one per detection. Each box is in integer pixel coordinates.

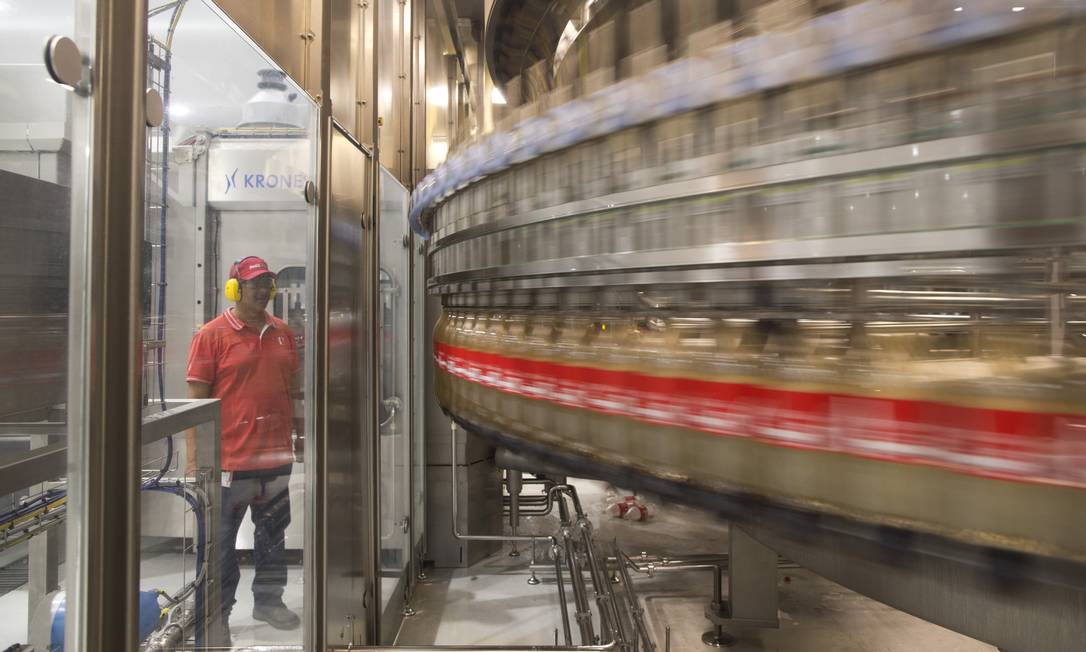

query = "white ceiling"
[
  {"left": 0, "top": 1, "right": 76, "bottom": 130},
  {"left": 0, "top": 0, "right": 316, "bottom": 150}
]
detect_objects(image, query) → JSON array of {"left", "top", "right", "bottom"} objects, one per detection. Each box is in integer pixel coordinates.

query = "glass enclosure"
[
  {"left": 141, "top": 2, "right": 319, "bottom": 648},
  {"left": 0, "top": 2, "right": 86, "bottom": 649},
  {"left": 2, "top": 2, "right": 421, "bottom": 648},
  {"left": 378, "top": 167, "right": 411, "bottom": 629}
]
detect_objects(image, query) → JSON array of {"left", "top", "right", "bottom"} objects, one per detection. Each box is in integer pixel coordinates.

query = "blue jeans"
[{"left": 219, "top": 463, "right": 292, "bottom": 615}]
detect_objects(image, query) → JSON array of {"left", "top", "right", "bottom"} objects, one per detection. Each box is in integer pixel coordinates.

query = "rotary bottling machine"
[{"left": 413, "top": 1, "right": 1086, "bottom": 650}]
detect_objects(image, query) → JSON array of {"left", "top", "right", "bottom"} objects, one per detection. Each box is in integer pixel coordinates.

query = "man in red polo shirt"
[{"left": 186, "top": 255, "right": 301, "bottom": 638}]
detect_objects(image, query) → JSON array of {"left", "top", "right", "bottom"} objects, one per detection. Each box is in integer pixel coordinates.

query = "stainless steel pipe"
[
  {"left": 450, "top": 423, "right": 554, "bottom": 546},
  {"left": 612, "top": 541, "right": 655, "bottom": 651},
  {"left": 553, "top": 544, "right": 574, "bottom": 645},
  {"left": 578, "top": 522, "right": 626, "bottom": 647}
]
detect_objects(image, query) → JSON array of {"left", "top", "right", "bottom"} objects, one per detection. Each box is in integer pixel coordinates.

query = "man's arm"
[{"left": 185, "top": 381, "right": 211, "bottom": 476}]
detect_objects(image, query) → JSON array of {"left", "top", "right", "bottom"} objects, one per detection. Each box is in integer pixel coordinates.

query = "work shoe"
[{"left": 252, "top": 602, "right": 301, "bottom": 630}]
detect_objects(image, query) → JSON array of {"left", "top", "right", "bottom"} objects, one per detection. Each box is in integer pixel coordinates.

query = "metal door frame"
[{"left": 65, "top": 0, "right": 150, "bottom": 649}]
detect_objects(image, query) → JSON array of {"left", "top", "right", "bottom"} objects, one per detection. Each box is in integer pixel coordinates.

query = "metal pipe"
[
  {"left": 578, "top": 521, "right": 626, "bottom": 647},
  {"left": 450, "top": 423, "right": 553, "bottom": 545},
  {"left": 610, "top": 553, "right": 731, "bottom": 566},
  {"left": 563, "top": 531, "right": 596, "bottom": 644},
  {"left": 556, "top": 493, "right": 596, "bottom": 645},
  {"left": 615, "top": 551, "right": 796, "bottom": 575},
  {"left": 142, "top": 604, "right": 195, "bottom": 652},
  {"left": 557, "top": 484, "right": 585, "bottom": 517},
  {"left": 504, "top": 488, "right": 555, "bottom": 517},
  {"left": 504, "top": 495, "right": 550, "bottom": 505},
  {"left": 509, "top": 506, "right": 555, "bottom": 517},
  {"left": 553, "top": 544, "right": 574, "bottom": 645},
  {"left": 612, "top": 541, "right": 655, "bottom": 651}
]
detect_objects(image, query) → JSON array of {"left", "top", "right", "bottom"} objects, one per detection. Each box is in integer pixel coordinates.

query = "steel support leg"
[
  {"left": 508, "top": 469, "right": 522, "bottom": 557},
  {"left": 703, "top": 525, "right": 778, "bottom": 647}
]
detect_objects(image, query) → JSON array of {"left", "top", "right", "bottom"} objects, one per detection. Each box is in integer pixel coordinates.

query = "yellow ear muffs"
[
  {"left": 224, "top": 278, "right": 275, "bottom": 302},
  {"left": 224, "top": 278, "right": 241, "bottom": 302}
]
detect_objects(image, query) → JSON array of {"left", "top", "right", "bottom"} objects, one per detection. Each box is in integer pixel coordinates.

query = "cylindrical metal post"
[
  {"left": 713, "top": 565, "right": 723, "bottom": 608},
  {"left": 1049, "top": 254, "right": 1066, "bottom": 357},
  {"left": 508, "top": 469, "right": 522, "bottom": 557}
]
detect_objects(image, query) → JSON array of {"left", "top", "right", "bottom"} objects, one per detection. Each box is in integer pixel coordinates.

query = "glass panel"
[
  {"left": 142, "top": 2, "right": 319, "bottom": 649},
  {"left": 325, "top": 125, "right": 371, "bottom": 645},
  {"left": 378, "top": 167, "right": 411, "bottom": 627},
  {"left": 0, "top": 2, "right": 83, "bottom": 650}
]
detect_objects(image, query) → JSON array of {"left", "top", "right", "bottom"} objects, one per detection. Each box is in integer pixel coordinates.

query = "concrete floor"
[
  {"left": 0, "top": 545, "right": 305, "bottom": 650},
  {"left": 397, "top": 479, "right": 996, "bottom": 651},
  {"left": 0, "top": 478, "right": 1000, "bottom": 650}
]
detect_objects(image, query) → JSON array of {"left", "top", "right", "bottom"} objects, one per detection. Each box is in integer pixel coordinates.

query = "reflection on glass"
[
  {"left": 141, "top": 1, "right": 318, "bottom": 649},
  {"left": 378, "top": 168, "right": 411, "bottom": 621},
  {"left": 0, "top": 2, "right": 77, "bottom": 650},
  {"left": 411, "top": 242, "right": 426, "bottom": 564}
]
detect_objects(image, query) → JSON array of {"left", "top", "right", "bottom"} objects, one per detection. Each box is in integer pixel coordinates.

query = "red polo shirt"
[{"left": 186, "top": 308, "right": 299, "bottom": 471}]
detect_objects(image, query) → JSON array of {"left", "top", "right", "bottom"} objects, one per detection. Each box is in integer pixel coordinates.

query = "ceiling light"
[{"left": 1012, "top": 6, "right": 1025, "bottom": 11}]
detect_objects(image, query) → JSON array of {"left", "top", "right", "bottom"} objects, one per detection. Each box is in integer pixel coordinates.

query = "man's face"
[{"left": 239, "top": 276, "right": 274, "bottom": 311}]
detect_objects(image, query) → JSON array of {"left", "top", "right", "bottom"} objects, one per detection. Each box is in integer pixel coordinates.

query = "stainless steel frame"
[
  {"left": 9, "top": 398, "right": 223, "bottom": 648},
  {"left": 0, "top": 444, "right": 66, "bottom": 497},
  {"left": 428, "top": 119, "right": 1086, "bottom": 250},
  {"left": 432, "top": 255, "right": 1030, "bottom": 294},
  {"left": 322, "top": 119, "right": 375, "bottom": 648},
  {"left": 377, "top": 163, "right": 415, "bottom": 642},
  {"left": 367, "top": 2, "right": 383, "bottom": 643},
  {"left": 141, "top": 398, "right": 225, "bottom": 649},
  {"left": 432, "top": 224, "right": 1086, "bottom": 287},
  {"left": 305, "top": 106, "right": 333, "bottom": 652},
  {"left": 65, "top": 0, "right": 150, "bottom": 649}
]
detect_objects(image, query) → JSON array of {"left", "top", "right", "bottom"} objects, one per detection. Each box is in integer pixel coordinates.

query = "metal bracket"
[
  {"left": 44, "top": 35, "right": 85, "bottom": 92},
  {"left": 145, "top": 88, "right": 164, "bottom": 128}
]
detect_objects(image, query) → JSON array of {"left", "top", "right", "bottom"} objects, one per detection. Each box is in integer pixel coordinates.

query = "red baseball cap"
[{"left": 230, "top": 256, "right": 277, "bottom": 282}]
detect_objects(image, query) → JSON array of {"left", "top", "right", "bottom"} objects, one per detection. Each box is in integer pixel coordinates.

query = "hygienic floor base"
[{"left": 397, "top": 479, "right": 995, "bottom": 652}]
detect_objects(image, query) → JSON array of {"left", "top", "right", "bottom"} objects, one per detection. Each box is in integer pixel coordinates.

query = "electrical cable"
[
  {"left": 142, "top": 479, "right": 209, "bottom": 649},
  {"left": 147, "top": 436, "right": 173, "bottom": 487}
]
